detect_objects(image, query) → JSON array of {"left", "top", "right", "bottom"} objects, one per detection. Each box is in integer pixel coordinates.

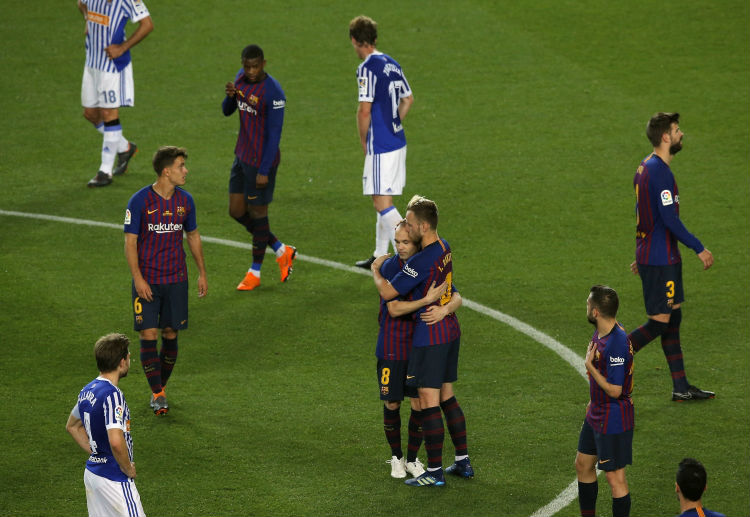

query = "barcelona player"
[
  {"left": 675, "top": 458, "right": 726, "bottom": 517},
  {"left": 576, "top": 285, "right": 634, "bottom": 517},
  {"left": 628, "top": 112, "right": 714, "bottom": 401},
  {"left": 223, "top": 44, "right": 296, "bottom": 291},
  {"left": 372, "top": 195, "right": 472, "bottom": 487},
  {"left": 349, "top": 16, "right": 414, "bottom": 269},
  {"left": 124, "top": 146, "right": 207, "bottom": 415}
]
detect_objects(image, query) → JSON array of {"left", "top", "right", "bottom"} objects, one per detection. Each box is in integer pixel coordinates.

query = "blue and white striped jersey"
[
  {"left": 73, "top": 376, "right": 133, "bottom": 482},
  {"left": 356, "top": 52, "right": 411, "bottom": 154},
  {"left": 81, "top": 0, "right": 150, "bottom": 72}
]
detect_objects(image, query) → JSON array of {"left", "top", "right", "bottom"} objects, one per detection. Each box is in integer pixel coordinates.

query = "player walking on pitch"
[
  {"left": 576, "top": 285, "right": 634, "bottom": 517},
  {"left": 350, "top": 15, "right": 414, "bottom": 269},
  {"left": 628, "top": 112, "right": 714, "bottom": 402},
  {"left": 77, "top": 0, "right": 153, "bottom": 187},
  {"left": 66, "top": 333, "right": 146, "bottom": 516},
  {"left": 124, "top": 146, "right": 207, "bottom": 415},
  {"left": 222, "top": 44, "right": 296, "bottom": 291}
]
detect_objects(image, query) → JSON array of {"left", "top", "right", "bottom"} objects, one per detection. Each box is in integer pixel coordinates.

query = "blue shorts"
[
  {"left": 377, "top": 359, "right": 418, "bottom": 401},
  {"left": 132, "top": 281, "right": 188, "bottom": 331},
  {"left": 637, "top": 262, "right": 684, "bottom": 315},
  {"left": 577, "top": 419, "right": 633, "bottom": 471},
  {"left": 229, "top": 157, "right": 277, "bottom": 205},
  {"left": 407, "top": 339, "right": 460, "bottom": 389}
]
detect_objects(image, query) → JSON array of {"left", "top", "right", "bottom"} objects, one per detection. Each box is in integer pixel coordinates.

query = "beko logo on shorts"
[
  {"left": 148, "top": 223, "right": 183, "bottom": 234},
  {"left": 403, "top": 264, "right": 418, "bottom": 278},
  {"left": 610, "top": 356, "right": 625, "bottom": 365}
]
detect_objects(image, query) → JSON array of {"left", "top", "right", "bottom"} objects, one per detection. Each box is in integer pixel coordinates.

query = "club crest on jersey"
[
  {"left": 124, "top": 209, "right": 131, "bottom": 225},
  {"left": 248, "top": 94, "right": 259, "bottom": 106},
  {"left": 403, "top": 264, "right": 418, "bottom": 278},
  {"left": 176, "top": 206, "right": 185, "bottom": 217},
  {"left": 660, "top": 189, "right": 674, "bottom": 206}
]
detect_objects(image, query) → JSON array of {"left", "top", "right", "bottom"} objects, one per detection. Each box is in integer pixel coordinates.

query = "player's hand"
[
  {"left": 424, "top": 280, "right": 448, "bottom": 304},
  {"left": 629, "top": 261, "right": 639, "bottom": 275},
  {"left": 584, "top": 341, "right": 595, "bottom": 368},
  {"left": 421, "top": 305, "right": 449, "bottom": 325},
  {"left": 225, "top": 81, "right": 237, "bottom": 97},
  {"left": 127, "top": 462, "right": 137, "bottom": 479},
  {"left": 134, "top": 277, "right": 153, "bottom": 302},
  {"left": 256, "top": 174, "right": 269, "bottom": 189},
  {"left": 104, "top": 43, "right": 125, "bottom": 60},
  {"left": 197, "top": 274, "right": 207, "bottom": 298},
  {"left": 697, "top": 248, "right": 714, "bottom": 270},
  {"left": 371, "top": 254, "right": 390, "bottom": 272}
]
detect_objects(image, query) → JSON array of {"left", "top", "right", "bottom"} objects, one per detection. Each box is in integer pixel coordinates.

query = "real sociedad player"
[
  {"left": 627, "top": 112, "right": 714, "bottom": 402},
  {"left": 78, "top": 0, "right": 153, "bottom": 187},
  {"left": 374, "top": 221, "right": 453, "bottom": 480},
  {"left": 576, "top": 286, "right": 634, "bottom": 517},
  {"left": 371, "top": 195, "right": 472, "bottom": 487},
  {"left": 349, "top": 15, "right": 414, "bottom": 269},
  {"left": 222, "top": 44, "right": 296, "bottom": 291},
  {"left": 124, "top": 147, "right": 207, "bottom": 415},
  {"left": 66, "top": 333, "right": 147, "bottom": 516}
]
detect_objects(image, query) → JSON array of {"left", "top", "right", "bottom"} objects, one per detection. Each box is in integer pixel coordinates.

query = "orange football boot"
[
  {"left": 236, "top": 271, "right": 261, "bottom": 291},
  {"left": 276, "top": 246, "right": 297, "bottom": 282}
]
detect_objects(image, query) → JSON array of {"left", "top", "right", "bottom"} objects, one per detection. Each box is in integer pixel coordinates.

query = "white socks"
[{"left": 374, "top": 206, "right": 402, "bottom": 257}]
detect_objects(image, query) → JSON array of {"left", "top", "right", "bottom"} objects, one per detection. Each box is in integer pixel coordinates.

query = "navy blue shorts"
[
  {"left": 377, "top": 359, "right": 418, "bottom": 401},
  {"left": 577, "top": 419, "right": 633, "bottom": 471},
  {"left": 132, "top": 281, "right": 188, "bottom": 331},
  {"left": 637, "top": 262, "right": 684, "bottom": 315},
  {"left": 229, "top": 157, "right": 277, "bottom": 205},
  {"left": 407, "top": 338, "right": 460, "bottom": 389}
]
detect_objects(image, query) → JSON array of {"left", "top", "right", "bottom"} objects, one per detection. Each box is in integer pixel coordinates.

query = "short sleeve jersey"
[
  {"left": 376, "top": 256, "right": 415, "bottom": 361},
  {"left": 224, "top": 72, "right": 286, "bottom": 174},
  {"left": 81, "top": 0, "right": 150, "bottom": 72},
  {"left": 634, "top": 153, "right": 704, "bottom": 265},
  {"left": 124, "top": 185, "right": 197, "bottom": 285},
  {"left": 585, "top": 323, "right": 634, "bottom": 434},
  {"left": 678, "top": 506, "right": 726, "bottom": 517},
  {"left": 356, "top": 52, "right": 412, "bottom": 155},
  {"left": 389, "top": 238, "right": 461, "bottom": 348},
  {"left": 73, "top": 376, "right": 133, "bottom": 482}
]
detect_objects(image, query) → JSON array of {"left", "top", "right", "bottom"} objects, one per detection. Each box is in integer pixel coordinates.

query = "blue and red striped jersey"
[
  {"left": 222, "top": 72, "right": 285, "bottom": 175},
  {"left": 585, "top": 323, "right": 634, "bottom": 434},
  {"left": 634, "top": 153, "right": 704, "bottom": 265},
  {"left": 123, "top": 185, "right": 197, "bottom": 284},
  {"left": 376, "top": 256, "right": 414, "bottom": 361},
  {"left": 389, "top": 238, "right": 461, "bottom": 348}
]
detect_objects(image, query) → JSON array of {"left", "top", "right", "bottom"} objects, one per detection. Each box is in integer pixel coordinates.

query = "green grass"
[{"left": 0, "top": 1, "right": 748, "bottom": 516}]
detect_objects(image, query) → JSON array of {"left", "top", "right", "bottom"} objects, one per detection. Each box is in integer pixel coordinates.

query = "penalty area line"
[{"left": 0, "top": 208, "right": 589, "bottom": 516}]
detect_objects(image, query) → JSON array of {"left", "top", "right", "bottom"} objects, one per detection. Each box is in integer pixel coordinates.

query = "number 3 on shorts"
[{"left": 665, "top": 281, "right": 675, "bottom": 298}]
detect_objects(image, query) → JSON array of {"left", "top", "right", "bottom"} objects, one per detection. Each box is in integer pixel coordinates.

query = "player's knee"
[
  {"left": 385, "top": 401, "right": 401, "bottom": 411},
  {"left": 83, "top": 109, "right": 99, "bottom": 124},
  {"left": 574, "top": 454, "right": 594, "bottom": 475},
  {"left": 162, "top": 328, "right": 178, "bottom": 340},
  {"left": 139, "top": 329, "right": 158, "bottom": 341}
]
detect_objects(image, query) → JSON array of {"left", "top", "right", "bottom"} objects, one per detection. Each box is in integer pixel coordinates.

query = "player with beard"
[
  {"left": 628, "top": 112, "right": 714, "bottom": 401},
  {"left": 576, "top": 285, "right": 634, "bottom": 517}
]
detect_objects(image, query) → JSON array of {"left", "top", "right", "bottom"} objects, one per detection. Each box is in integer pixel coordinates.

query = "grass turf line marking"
[{"left": 0, "top": 208, "right": 587, "bottom": 516}]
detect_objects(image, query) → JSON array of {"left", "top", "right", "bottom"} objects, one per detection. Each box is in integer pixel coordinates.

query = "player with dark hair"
[
  {"left": 349, "top": 15, "right": 414, "bottom": 269},
  {"left": 78, "top": 0, "right": 153, "bottom": 187},
  {"left": 223, "top": 44, "right": 296, "bottom": 291},
  {"left": 374, "top": 221, "right": 456, "bottom": 479},
  {"left": 676, "top": 458, "right": 725, "bottom": 517},
  {"left": 372, "top": 195, "right": 472, "bottom": 487},
  {"left": 124, "top": 146, "right": 208, "bottom": 415},
  {"left": 576, "top": 285, "right": 634, "bottom": 517},
  {"left": 66, "top": 333, "right": 146, "bottom": 516},
  {"left": 629, "top": 112, "right": 715, "bottom": 401}
]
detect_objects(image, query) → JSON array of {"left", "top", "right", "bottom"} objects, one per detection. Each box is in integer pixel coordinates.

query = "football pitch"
[{"left": 0, "top": 1, "right": 748, "bottom": 516}]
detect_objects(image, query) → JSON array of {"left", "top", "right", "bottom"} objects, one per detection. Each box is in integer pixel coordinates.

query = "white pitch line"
[{"left": 0, "top": 208, "right": 590, "bottom": 516}]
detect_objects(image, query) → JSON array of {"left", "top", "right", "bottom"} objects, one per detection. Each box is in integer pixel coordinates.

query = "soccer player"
[
  {"left": 66, "top": 333, "right": 146, "bottom": 516},
  {"left": 124, "top": 146, "right": 207, "bottom": 415},
  {"left": 77, "top": 0, "right": 153, "bottom": 187},
  {"left": 675, "top": 458, "right": 726, "bottom": 517},
  {"left": 222, "top": 44, "right": 296, "bottom": 291},
  {"left": 575, "top": 285, "right": 634, "bottom": 517},
  {"left": 349, "top": 15, "right": 414, "bottom": 269},
  {"left": 628, "top": 112, "right": 715, "bottom": 401},
  {"left": 372, "top": 196, "right": 473, "bottom": 487},
  {"left": 375, "top": 221, "right": 452, "bottom": 479}
]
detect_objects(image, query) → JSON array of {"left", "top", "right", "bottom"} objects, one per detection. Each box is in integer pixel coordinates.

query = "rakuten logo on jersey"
[
  {"left": 148, "top": 222, "right": 183, "bottom": 234},
  {"left": 238, "top": 100, "right": 258, "bottom": 116},
  {"left": 610, "top": 356, "right": 625, "bottom": 365},
  {"left": 403, "top": 264, "right": 418, "bottom": 278}
]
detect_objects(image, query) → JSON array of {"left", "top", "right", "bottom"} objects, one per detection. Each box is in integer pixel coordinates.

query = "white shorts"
[
  {"left": 84, "top": 468, "right": 146, "bottom": 517},
  {"left": 81, "top": 64, "right": 134, "bottom": 108},
  {"left": 362, "top": 146, "right": 406, "bottom": 196}
]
